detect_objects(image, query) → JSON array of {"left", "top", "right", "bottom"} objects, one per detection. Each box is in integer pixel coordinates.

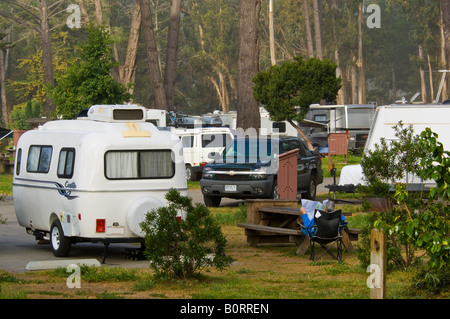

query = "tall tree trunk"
[
  {"left": 312, "top": 0, "right": 323, "bottom": 59},
  {"left": 269, "top": 0, "right": 276, "bottom": 65},
  {"left": 391, "top": 64, "right": 396, "bottom": 101},
  {"left": 428, "top": 55, "right": 434, "bottom": 100},
  {"left": 351, "top": 61, "right": 358, "bottom": 104},
  {"left": 0, "top": 44, "right": 7, "bottom": 126},
  {"left": 164, "top": 0, "right": 181, "bottom": 112},
  {"left": 119, "top": 1, "right": 141, "bottom": 98},
  {"left": 335, "top": 50, "right": 345, "bottom": 104},
  {"left": 77, "top": 0, "right": 90, "bottom": 24},
  {"left": 38, "top": 0, "right": 56, "bottom": 117},
  {"left": 237, "top": 0, "right": 261, "bottom": 132},
  {"left": 440, "top": 1, "right": 449, "bottom": 101},
  {"left": 94, "top": 0, "right": 104, "bottom": 25},
  {"left": 357, "top": 1, "right": 365, "bottom": 104},
  {"left": 419, "top": 45, "right": 427, "bottom": 103},
  {"left": 302, "top": 0, "right": 314, "bottom": 58},
  {"left": 139, "top": 0, "right": 168, "bottom": 110}
]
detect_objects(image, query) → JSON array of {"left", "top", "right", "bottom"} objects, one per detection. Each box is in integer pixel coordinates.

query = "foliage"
[
  {"left": 7, "top": 32, "right": 72, "bottom": 107},
  {"left": 252, "top": 56, "right": 341, "bottom": 123},
  {"left": 357, "top": 125, "right": 449, "bottom": 285},
  {"left": 359, "top": 122, "right": 427, "bottom": 197},
  {"left": 372, "top": 128, "right": 449, "bottom": 286},
  {"left": 9, "top": 100, "right": 42, "bottom": 130},
  {"left": 140, "top": 189, "right": 232, "bottom": 279},
  {"left": 50, "top": 24, "right": 131, "bottom": 119},
  {"left": 355, "top": 211, "right": 420, "bottom": 270}
]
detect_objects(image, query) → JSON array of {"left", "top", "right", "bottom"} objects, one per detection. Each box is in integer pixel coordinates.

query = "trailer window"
[
  {"left": 27, "top": 145, "right": 52, "bottom": 173},
  {"left": 105, "top": 150, "right": 174, "bottom": 179},
  {"left": 58, "top": 148, "right": 75, "bottom": 178},
  {"left": 16, "top": 148, "right": 22, "bottom": 175}
]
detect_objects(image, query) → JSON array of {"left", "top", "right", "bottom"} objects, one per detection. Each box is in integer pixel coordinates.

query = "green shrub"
[{"left": 140, "top": 189, "right": 233, "bottom": 280}]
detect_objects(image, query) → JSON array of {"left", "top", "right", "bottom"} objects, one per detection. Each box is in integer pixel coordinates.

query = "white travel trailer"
[
  {"left": 13, "top": 105, "right": 187, "bottom": 259},
  {"left": 338, "top": 103, "right": 450, "bottom": 188}
]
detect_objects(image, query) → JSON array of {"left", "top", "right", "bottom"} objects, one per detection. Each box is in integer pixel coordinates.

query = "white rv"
[
  {"left": 303, "top": 104, "right": 376, "bottom": 153},
  {"left": 146, "top": 108, "right": 167, "bottom": 127},
  {"left": 13, "top": 105, "right": 187, "bottom": 258},
  {"left": 338, "top": 103, "right": 450, "bottom": 188},
  {"left": 176, "top": 127, "right": 235, "bottom": 181}
]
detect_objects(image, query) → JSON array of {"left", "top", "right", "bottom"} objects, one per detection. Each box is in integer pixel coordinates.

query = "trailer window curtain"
[{"left": 105, "top": 150, "right": 174, "bottom": 179}]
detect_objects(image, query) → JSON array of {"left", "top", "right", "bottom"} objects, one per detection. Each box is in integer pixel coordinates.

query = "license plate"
[{"left": 224, "top": 185, "right": 237, "bottom": 192}]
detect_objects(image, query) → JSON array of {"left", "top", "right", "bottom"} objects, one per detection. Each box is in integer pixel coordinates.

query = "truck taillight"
[{"left": 96, "top": 219, "right": 105, "bottom": 232}]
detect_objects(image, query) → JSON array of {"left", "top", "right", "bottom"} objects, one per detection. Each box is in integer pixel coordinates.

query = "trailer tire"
[{"left": 50, "top": 220, "right": 71, "bottom": 257}]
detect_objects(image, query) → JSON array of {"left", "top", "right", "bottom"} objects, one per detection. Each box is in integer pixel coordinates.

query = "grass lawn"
[
  {"left": 0, "top": 173, "right": 12, "bottom": 195},
  {"left": 321, "top": 153, "right": 362, "bottom": 177},
  {"left": 0, "top": 203, "right": 444, "bottom": 299},
  {"left": 0, "top": 171, "right": 446, "bottom": 300}
]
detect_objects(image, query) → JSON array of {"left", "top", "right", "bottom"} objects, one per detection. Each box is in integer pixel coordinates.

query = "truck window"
[
  {"left": 181, "top": 136, "right": 194, "bottom": 148},
  {"left": 27, "top": 145, "right": 52, "bottom": 173},
  {"left": 202, "top": 133, "right": 231, "bottom": 148},
  {"left": 105, "top": 150, "right": 174, "bottom": 179},
  {"left": 57, "top": 148, "right": 75, "bottom": 178}
]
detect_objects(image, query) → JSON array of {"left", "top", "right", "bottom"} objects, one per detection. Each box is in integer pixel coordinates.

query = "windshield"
[{"left": 222, "top": 138, "right": 279, "bottom": 163}]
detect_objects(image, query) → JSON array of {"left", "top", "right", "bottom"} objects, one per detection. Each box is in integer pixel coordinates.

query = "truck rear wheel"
[
  {"left": 50, "top": 220, "right": 71, "bottom": 257},
  {"left": 304, "top": 176, "right": 317, "bottom": 200}
]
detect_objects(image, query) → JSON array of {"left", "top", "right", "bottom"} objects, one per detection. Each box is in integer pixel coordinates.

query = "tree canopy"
[
  {"left": 50, "top": 24, "right": 131, "bottom": 119},
  {"left": 253, "top": 56, "right": 342, "bottom": 123}
]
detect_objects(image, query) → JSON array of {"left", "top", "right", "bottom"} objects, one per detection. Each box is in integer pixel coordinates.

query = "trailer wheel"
[{"left": 50, "top": 220, "right": 71, "bottom": 257}]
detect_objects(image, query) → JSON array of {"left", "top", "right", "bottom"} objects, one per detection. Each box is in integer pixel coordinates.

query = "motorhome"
[
  {"left": 13, "top": 105, "right": 187, "bottom": 258},
  {"left": 338, "top": 103, "right": 450, "bottom": 188},
  {"left": 176, "top": 127, "right": 235, "bottom": 181},
  {"left": 146, "top": 108, "right": 167, "bottom": 127},
  {"left": 303, "top": 104, "right": 376, "bottom": 152}
]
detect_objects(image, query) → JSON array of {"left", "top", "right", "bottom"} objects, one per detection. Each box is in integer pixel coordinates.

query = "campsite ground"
[{"left": 0, "top": 165, "right": 447, "bottom": 299}]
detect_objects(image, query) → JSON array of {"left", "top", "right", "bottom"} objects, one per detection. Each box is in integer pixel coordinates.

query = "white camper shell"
[
  {"left": 176, "top": 127, "right": 234, "bottom": 181},
  {"left": 13, "top": 105, "right": 187, "bottom": 258}
]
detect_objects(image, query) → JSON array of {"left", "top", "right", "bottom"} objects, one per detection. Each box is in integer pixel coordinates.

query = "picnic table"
[{"left": 237, "top": 199, "right": 361, "bottom": 255}]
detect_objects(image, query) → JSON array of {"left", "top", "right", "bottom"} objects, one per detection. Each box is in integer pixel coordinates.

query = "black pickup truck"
[{"left": 199, "top": 136, "right": 323, "bottom": 207}]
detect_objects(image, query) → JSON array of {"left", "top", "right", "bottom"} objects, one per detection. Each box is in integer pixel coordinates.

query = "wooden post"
[{"left": 369, "top": 228, "right": 386, "bottom": 299}]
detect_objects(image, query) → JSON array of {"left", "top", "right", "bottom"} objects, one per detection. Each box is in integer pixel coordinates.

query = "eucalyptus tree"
[{"left": 0, "top": 0, "right": 69, "bottom": 117}]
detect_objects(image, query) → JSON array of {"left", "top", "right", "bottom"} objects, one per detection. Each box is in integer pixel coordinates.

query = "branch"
[
  {"left": 5, "top": 0, "right": 39, "bottom": 21},
  {"left": 49, "top": 22, "right": 67, "bottom": 32},
  {"left": 49, "top": 0, "right": 66, "bottom": 18},
  {"left": 48, "top": 0, "right": 65, "bottom": 10},
  {"left": 0, "top": 11, "right": 39, "bottom": 33}
]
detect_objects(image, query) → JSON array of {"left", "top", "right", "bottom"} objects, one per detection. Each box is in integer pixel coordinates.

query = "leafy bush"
[
  {"left": 140, "top": 189, "right": 233, "bottom": 279},
  {"left": 9, "top": 100, "right": 42, "bottom": 130}
]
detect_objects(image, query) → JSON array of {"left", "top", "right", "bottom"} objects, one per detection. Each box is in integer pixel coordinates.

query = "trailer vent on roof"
[{"left": 87, "top": 105, "right": 147, "bottom": 122}]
